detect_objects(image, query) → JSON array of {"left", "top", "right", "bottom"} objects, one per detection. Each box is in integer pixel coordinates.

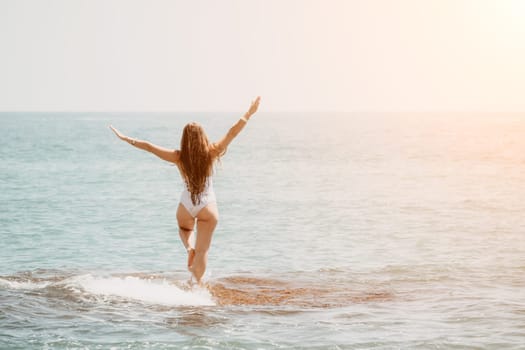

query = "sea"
[{"left": 1, "top": 112, "right": 524, "bottom": 349}]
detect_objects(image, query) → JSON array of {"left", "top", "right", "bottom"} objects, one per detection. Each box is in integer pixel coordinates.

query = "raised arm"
[
  {"left": 109, "top": 125, "right": 179, "bottom": 164},
  {"left": 213, "top": 96, "right": 261, "bottom": 156}
]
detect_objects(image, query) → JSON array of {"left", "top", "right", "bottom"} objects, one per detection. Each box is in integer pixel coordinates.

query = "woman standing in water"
[{"left": 110, "top": 96, "right": 261, "bottom": 285}]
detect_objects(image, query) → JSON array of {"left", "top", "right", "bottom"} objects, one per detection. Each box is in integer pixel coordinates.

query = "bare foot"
[
  {"left": 188, "top": 265, "right": 203, "bottom": 287},
  {"left": 187, "top": 248, "right": 195, "bottom": 271}
]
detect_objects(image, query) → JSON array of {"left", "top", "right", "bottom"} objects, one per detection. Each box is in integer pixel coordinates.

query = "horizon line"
[{"left": 1, "top": 110, "right": 525, "bottom": 114}]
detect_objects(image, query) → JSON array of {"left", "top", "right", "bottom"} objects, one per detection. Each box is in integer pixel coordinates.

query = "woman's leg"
[
  {"left": 191, "top": 202, "right": 219, "bottom": 284},
  {"left": 176, "top": 204, "right": 196, "bottom": 270}
]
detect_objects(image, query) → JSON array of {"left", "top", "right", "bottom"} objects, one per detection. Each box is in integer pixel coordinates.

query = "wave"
[
  {"left": 0, "top": 269, "right": 395, "bottom": 308},
  {"left": 0, "top": 277, "right": 51, "bottom": 290}
]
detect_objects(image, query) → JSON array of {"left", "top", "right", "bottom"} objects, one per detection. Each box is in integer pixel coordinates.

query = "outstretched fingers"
[
  {"left": 109, "top": 125, "right": 126, "bottom": 140},
  {"left": 247, "top": 96, "right": 261, "bottom": 116}
]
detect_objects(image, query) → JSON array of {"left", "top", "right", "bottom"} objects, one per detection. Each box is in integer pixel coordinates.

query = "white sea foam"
[
  {"left": 67, "top": 274, "right": 215, "bottom": 307},
  {"left": 0, "top": 278, "right": 50, "bottom": 290}
]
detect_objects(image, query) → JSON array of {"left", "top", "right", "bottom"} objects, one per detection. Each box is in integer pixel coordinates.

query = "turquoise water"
[{"left": 1, "top": 112, "right": 525, "bottom": 349}]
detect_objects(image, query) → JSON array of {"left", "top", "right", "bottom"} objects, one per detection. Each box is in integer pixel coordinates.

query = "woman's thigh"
[
  {"left": 195, "top": 203, "right": 219, "bottom": 252},
  {"left": 176, "top": 203, "right": 195, "bottom": 230}
]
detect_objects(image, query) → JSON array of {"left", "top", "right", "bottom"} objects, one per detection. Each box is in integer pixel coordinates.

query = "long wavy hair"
[{"left": 179, "top": 122, "right": 220, "bottom": 205}]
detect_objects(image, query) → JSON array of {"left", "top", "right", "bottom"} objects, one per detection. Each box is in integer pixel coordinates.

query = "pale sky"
[{"left": 1, "top": 0, "right": 525, "bottom": 112}]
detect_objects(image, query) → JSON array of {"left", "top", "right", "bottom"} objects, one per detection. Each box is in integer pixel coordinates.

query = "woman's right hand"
[{"left": 245, "top": 96, "right": 261, "bottom": 119}]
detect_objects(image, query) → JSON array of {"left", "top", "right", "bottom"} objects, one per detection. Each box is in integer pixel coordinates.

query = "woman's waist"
[{"left": 181, "top": 184, "right": 215, "bottom": 198}]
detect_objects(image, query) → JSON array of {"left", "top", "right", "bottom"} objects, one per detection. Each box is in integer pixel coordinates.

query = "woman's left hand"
[{"left": 109, "top": 125, "right": 128, "bottom": 142}]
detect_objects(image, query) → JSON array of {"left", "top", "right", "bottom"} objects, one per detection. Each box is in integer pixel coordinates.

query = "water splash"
[
  {"left": 0, "top": 272, "right": 215, "bottom": 307},
  {"left": 67, "top": 274, "right": 215, "bottom": 307}
]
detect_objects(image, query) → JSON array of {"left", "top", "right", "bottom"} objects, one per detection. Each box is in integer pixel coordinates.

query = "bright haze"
[{"left": 1, "top": 0, "right": 524, "bottom": 112}]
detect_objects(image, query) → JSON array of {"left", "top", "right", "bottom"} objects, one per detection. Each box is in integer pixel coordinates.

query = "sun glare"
[{"left": 495, "top": 0, "right": 525, "bottom": 33}]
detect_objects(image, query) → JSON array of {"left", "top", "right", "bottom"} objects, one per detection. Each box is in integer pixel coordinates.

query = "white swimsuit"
[{"left": 179, "top": 178, "right": 216, "bottom": 217}]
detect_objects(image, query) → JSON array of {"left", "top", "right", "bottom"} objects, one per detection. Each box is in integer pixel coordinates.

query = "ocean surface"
[{"left": 1, "top": 112, "right": 524, "bottom": 349}]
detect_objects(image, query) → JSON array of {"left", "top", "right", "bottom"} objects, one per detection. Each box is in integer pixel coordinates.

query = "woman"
[{"left": 110, "top": 96, "right": 261, "bottom": 285}]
